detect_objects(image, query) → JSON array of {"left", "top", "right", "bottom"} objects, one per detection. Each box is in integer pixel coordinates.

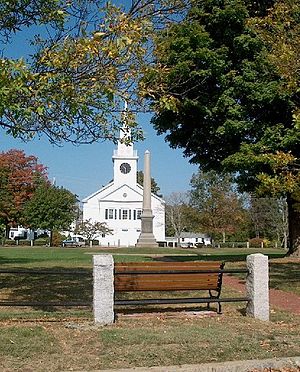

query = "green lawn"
[
  {"left": 0, "top": 246, "right": 297, "bottom": 312},
  {"left": 0, "top": 245, "right": 286, "bottom": 268},
  {"left": 0, "top": 310, "right": 299, "bottom": 371},
  {"left": 0, "top": 246, "right": 298, "bottom": 371}
]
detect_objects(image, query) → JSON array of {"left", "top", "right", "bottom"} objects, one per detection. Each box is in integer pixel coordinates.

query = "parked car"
[
  {"left": 180, "top": 242, "right": 195, "bottom": 248},
  {"left": 61, "top": 237, "right": 86, "bottom": 247}
]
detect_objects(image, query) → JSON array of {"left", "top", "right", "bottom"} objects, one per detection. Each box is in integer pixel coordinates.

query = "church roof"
[
  {"left": 82, "top": 181, "right": 165, "bottom": 204},
  {"left": 82, "top": 181, "right": 114, "bottom": 202}
]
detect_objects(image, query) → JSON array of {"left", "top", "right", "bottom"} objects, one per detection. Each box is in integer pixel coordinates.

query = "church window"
[
  {"left": 133, "top": 209, "right": 142, "bottom": 220},
  {"left": 122, "top": 209, "right": 128, "bottom": 219},
  {"left": 105, "top": 209, "right": 115, "bottom": 219}
]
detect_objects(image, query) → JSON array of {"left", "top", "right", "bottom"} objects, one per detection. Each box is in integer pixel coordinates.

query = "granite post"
[
  {"left": 136, "top": 150, "right": 158, "bottom": 247},
  {"left": 246, "top": 253, "right": 269, "bottom": 321},
  {"left": 93, "top": 254, "right": 114, "bottom": 324}
]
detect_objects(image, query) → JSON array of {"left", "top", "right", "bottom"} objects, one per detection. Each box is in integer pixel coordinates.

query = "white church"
[{"left": 82, "top": 128, "right": 165, "bottom": 247}]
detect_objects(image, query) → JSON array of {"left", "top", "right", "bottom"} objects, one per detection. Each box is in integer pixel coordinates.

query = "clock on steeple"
[
  {"left": 112, "top": 124, "right": 138, "bottom": 187},
  {"left": 120, "top": 162, "right": 131, "bottom": 174}
]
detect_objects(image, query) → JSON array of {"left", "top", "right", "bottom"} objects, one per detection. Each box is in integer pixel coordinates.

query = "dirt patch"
[{"left": 223, "top": 274, "right": 300, "bottom": 315}]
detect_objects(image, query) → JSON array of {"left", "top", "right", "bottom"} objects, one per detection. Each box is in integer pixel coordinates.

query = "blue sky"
[
  {"left": 1, "top": 117, "right": 199, "bottom": 200},
  {"left": 0, "top": 2, "right": 199, "bottom": 200}
]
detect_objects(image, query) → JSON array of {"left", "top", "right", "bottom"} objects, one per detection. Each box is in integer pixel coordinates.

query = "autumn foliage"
[{"left": 0, "top": 149, "right": 48, "bottom": 235}]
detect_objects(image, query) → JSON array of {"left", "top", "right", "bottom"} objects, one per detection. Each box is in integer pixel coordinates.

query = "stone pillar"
[
  {"left": 246, "top": 253, "right": 269, "bottom": 321},
  {"left": 136, "top": 150, "right": 158, "bottom": 247},
  {"left": 93, "top": 254, "right": 114, "bottom": 324}
]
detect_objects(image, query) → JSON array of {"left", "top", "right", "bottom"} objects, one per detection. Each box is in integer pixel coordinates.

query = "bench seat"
[{"left": 114, "top": 261, "right": 225, "bottom": 313}]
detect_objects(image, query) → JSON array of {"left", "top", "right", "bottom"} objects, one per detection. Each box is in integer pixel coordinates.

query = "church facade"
[{"left": 82, "top": 130, "right": 165, "bottom": 247}]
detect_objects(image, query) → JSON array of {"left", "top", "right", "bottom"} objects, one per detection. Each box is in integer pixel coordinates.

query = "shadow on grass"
[
  {"left": 0, "top": 257, "right": 52, "bottom": 265},
  {"left": 269, "top": 262, "right": 300, "bottom": 290},
  {"left": 154, "top": 252, "right": 286, "bottom": 263},
  {"left": 115, "top": 304, "right": 218, "bottom": 316},
  {"left": 0, "top": 266, "right": 93, "bottom": 312}
]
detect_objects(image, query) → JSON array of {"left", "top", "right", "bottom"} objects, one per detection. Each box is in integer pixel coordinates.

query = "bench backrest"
[{"left": 114, "top": 261, "right": 224, "bottom": 292}]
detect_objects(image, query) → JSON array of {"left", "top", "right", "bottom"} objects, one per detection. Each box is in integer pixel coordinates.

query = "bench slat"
[
  {"left": 115, "top": 262, "right": 222, "bottom": 272},
  {"left": 114, "top": 261, "right": 225, "bottom": 313},
  {"left": 115, "top": 279, "right": 219, "bottom": 291},
  {"left": 115, "top": 261, "right": 224, "bottom": 292}
]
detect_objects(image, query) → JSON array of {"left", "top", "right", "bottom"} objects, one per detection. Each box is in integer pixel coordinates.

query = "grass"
[
  {"left": 0, "top": 246, "right": 297, "bottom": 309},
  {"left": 0, "top": 246, "right": 286, "bottom": 268},
  {"left": 0, "top": 246, "right": 298, "bottom": 370},
  {"left": 0, "top": 310, "right": 299, "bottom": 371}
]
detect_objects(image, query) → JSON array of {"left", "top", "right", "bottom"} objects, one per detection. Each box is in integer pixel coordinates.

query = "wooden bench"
[{"left": 114, "top": 261, "right": 225, "bottom": 313}]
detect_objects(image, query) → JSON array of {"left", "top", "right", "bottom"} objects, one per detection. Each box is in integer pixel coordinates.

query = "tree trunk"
[
  {"left": 5, "top": 224, "right": 10, "bottom": 239},
  {"left": 49, "top": 230, "right": 53, "bottom": 247},
  {"left": 287, "top": 194, "right": 300, "bottom": 256},
  {"left": 222, "top": 231, "right": 226, "bottom": 243}
]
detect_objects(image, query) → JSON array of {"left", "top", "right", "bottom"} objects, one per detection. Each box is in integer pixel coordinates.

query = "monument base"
[
  {"left": 136, "top": 233, "right": 159, "bottom": 248},
  {"left": 136, "top": 214, "right": 159, "bottom": 248}
]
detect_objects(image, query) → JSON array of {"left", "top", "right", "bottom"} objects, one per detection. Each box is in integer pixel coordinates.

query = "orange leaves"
[{"left": 0, "top": 150, "right": 48, "bottom": 225}]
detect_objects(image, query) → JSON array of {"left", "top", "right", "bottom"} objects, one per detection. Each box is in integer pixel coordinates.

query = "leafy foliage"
[
  {"left": 0, "top": 0, "right": 66, "bottom": 39},
  {"left": 74, "top": 218, "right": 112, "bottom": 242},
  {"left": 248, "top": 196, "right": 288, "bottom": 248},
  {"left": 145, "top": 0, "right": 300, "bottom": 254},
  {"left": 0, "top": 0, "right": 189, "bottom": 144},
  {"left": 189, "top": 170, "right": 246, "bottom": 242},
  {"left": 24, "top": 181, "right": 78, "bottom": 245},
  {"left": 0, "top": 149, "right": 47, "bottom": 235},
  {"left": 137, "top": 170, "right": 162, "bottom": 196}
]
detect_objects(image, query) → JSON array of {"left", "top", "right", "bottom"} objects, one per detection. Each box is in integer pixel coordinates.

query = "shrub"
[
  {"left": 4, "top": 239, "right": 16, "bottom": 246},
  {"left": 51, "top": 231, "right": 66, "bottom": 247},
  {"left": 17, "top": 240, "right": 31, "bottom": 246},
  {"left": 34, "top": 238, "right": 49, "bottom": 246},
  {"left": 248, "top": 237, "right": 269, "bottom": 248}
]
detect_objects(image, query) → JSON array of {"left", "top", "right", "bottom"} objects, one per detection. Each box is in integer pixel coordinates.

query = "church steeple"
[
  {"left": 112, "top": 118, "right": 138, "bottom": 187},
  {"left": 116, "top": 123, "right": 135, "bottom": 158}
]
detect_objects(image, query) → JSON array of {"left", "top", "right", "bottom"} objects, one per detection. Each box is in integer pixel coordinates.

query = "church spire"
[{"left": 117, "top": 101, "right": 133, "bottom": 157}]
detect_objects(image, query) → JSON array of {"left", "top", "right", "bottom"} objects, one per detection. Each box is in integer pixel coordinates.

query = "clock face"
[{"left": 120, "top": 162, "right": 131, "bottom": 174}]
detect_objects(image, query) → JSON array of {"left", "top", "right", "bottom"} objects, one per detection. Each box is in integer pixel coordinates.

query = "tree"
[
  {"left": 0, "top": 0, "right": 67, "bottom": 39},
  {"left": 251, "top": 0, "right": 300, "bottom": 113},
  {"left": 24, "top": 182, "right": 78, "bottom": 246},
  {"left": 74, "top": 218, "right": 112, "bottom": 244},
  {"left": 190, "top": 170, "right": 246, "bottom": 243},
  {"left": 145, "top": 1, "right": 300, "bottom": 255},
  {"left": 165, "top": 191, "right": 191, "bottom": 245},
  {"left": 248, "top": 196, "right": 288, "bottom": 248},
  {"left": 0, "top": 149, "right": 47, "bottom": 237},
  {"left": 1, "top": 1, "right": 190, "bottom": 145},
  {"left": 137, "top": 170, "right": 162, "bottom": 196}
]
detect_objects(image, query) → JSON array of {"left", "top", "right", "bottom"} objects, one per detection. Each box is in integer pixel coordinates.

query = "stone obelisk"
[{"left": 136, "top": 150, "right": 158, "bottom": 247}]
